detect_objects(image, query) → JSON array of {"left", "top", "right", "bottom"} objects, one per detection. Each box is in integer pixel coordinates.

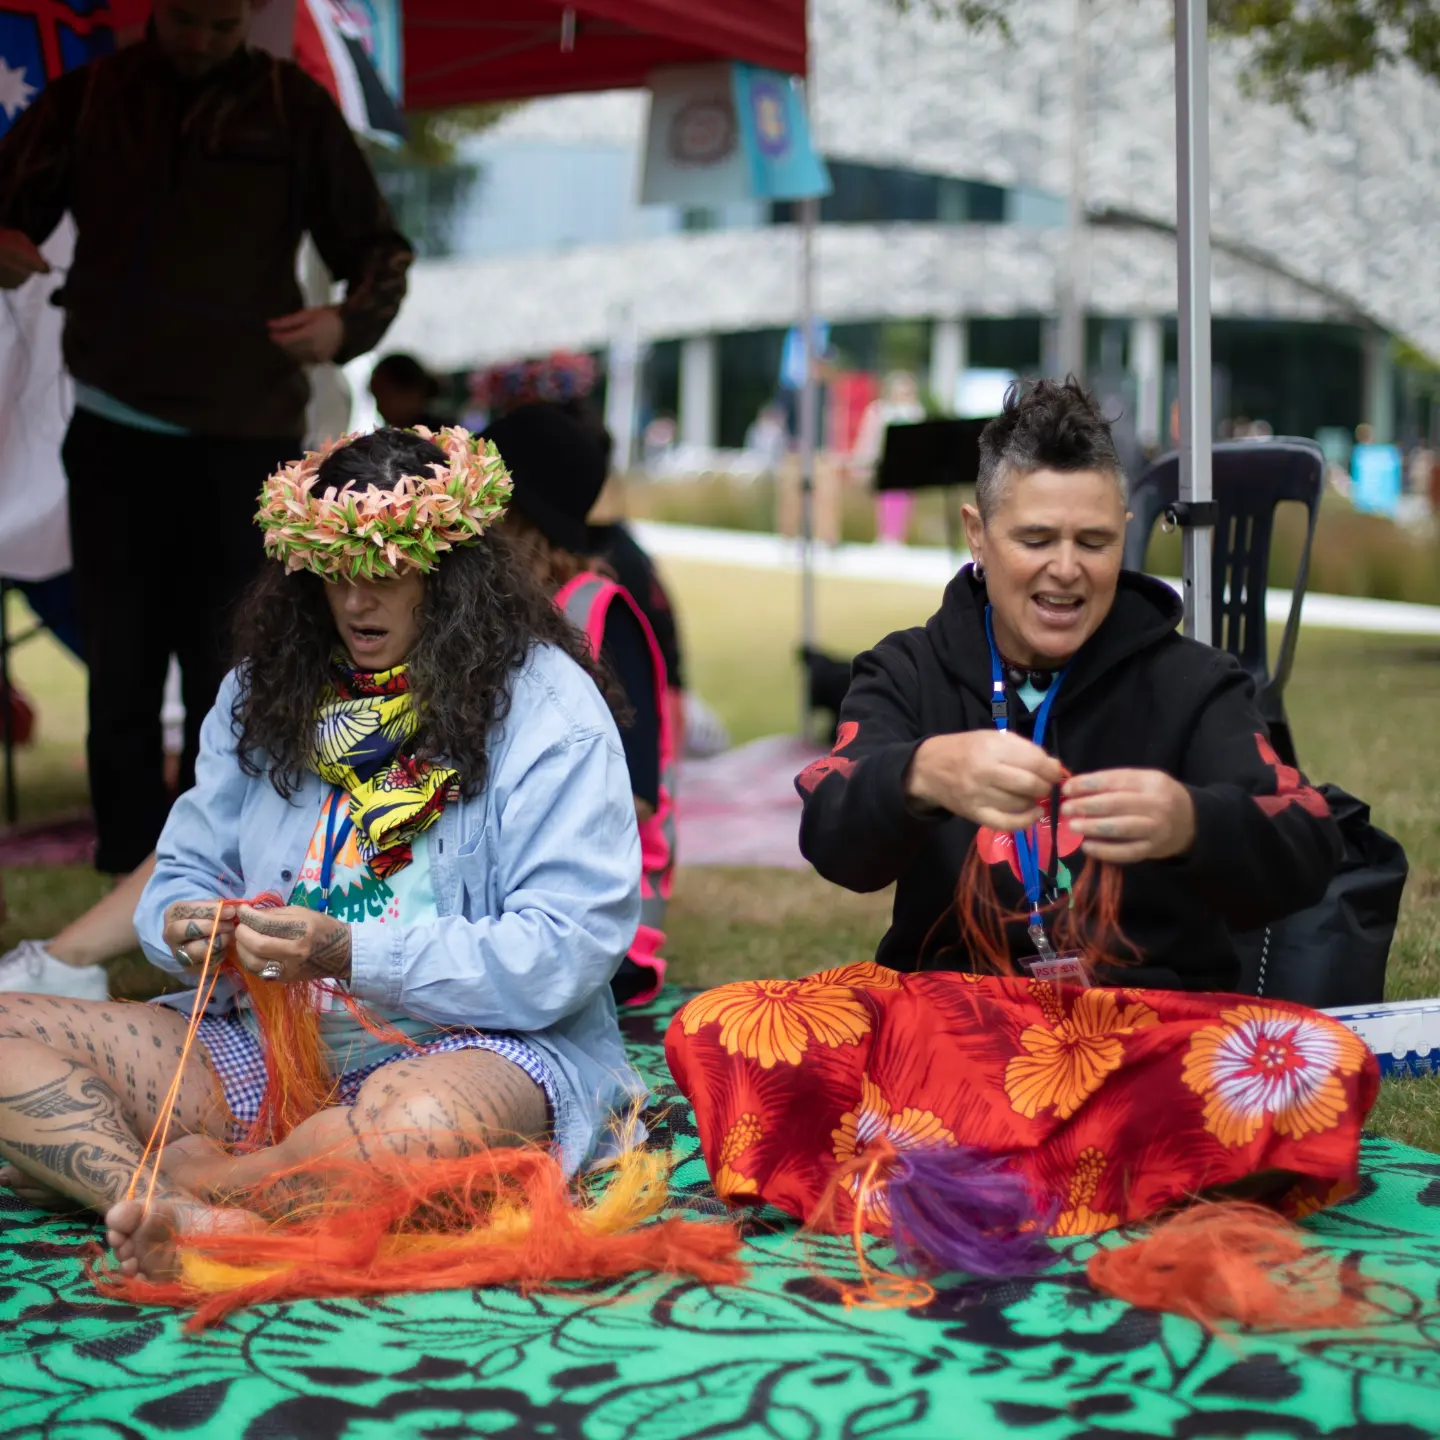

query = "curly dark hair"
[
  {"left": 975, "top": 377, "right": 1124, "bottom": 519},
  {"left": 231, "top": 428, "right": 609, "bottom": 798}
]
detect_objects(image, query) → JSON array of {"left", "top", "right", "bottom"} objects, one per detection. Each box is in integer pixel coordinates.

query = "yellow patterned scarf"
[{"left": 311, "top": 661, "right": 457, "bottom": 878}]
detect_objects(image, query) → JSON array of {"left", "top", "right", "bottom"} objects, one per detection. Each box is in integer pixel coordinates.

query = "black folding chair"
[{"left": 1124, "top": 439, "right": 1324, "bottom": 768}]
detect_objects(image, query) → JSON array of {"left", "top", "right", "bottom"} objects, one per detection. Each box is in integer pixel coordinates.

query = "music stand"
[{"left": 875, "top": 416, "right": 991, "bottom": 556}]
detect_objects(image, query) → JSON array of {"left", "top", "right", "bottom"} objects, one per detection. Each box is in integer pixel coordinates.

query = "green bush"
[{"left": 1146, "top": 493, "right": 1440, "bottom": 605}]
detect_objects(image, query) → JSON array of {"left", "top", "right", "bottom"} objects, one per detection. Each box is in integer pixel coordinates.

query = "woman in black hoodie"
[{"left": 797, "top": 380, "right": 1340, "bottom": 993}]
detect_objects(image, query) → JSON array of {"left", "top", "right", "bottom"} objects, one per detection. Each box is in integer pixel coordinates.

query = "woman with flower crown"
[{"left": 0, "top": 426, "right": 645, "bottom": 1282}]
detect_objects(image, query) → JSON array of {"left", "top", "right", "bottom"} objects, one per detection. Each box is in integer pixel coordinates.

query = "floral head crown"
[{"left": 256, "top": 426, "right": 512, "bottom": 581}]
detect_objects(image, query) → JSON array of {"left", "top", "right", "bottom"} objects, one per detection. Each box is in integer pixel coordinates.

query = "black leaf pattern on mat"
[
  {"left": 134, "top": 1380, "right": 235, "bottom": 1430},
  {"left": 842, "top": 1390, "right": 929, "bottom": 1438},
  {"left": 0, "top": 991, "right": 1436, "bottom": 1440},
  {"left": 1197, "top": 1354, "right": 1303, "bottom": 1401}
]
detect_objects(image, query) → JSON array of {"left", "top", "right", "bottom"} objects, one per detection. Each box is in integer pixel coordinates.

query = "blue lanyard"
[
  {"left": 318, "top": 790, "right": 355, "bottom": 915},
  {"left": 983, "top": 606, "right": 1066, "bottom": 931}
]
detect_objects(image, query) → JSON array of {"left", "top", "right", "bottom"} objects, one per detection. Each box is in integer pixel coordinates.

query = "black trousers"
[{"left": 62, "top": 410, "right": 298, "bottom": 873}]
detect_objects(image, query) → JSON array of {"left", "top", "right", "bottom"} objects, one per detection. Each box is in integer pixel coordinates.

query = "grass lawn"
[{"left": 3, "top": 566, "right": 1439, "bottom": 1147}]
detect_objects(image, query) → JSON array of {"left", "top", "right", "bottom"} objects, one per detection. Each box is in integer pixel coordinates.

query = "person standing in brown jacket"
[{"left": 0, "top": 0, "right": 412, "bottom": 877}]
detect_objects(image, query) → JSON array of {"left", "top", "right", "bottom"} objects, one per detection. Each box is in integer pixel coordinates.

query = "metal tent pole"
[
  {"left": 1175, "top": 0, "right": 1214, "bottom": 644},
  {"left": 1056, "top": 0, "right": 1088, "bottom": 380},
  {"left": 797, "top": 194, "right": 819, "bottom": 734}
]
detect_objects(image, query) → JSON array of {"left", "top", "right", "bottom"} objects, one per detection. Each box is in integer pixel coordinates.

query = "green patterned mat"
[{"left": 3, "top": 992, "right": 1440, "bottom": 1438}]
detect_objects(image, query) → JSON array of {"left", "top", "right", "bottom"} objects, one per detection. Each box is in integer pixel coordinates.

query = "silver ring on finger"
[
  {"left": 260, "top": 961, "right": 283, "bottom": 982},
  {"left": 174, "top": 943, "right": 192, "bottom": 965}
]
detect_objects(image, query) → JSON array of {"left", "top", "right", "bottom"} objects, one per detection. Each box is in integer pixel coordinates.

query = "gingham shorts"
[{"left": 195, "top": 1011, "right": 560, "bottom": 1139}]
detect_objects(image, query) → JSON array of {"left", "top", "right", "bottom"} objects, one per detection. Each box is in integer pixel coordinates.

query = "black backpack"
[{"left": 1232, "top": 784, "right": 1408, "bottom": 1007}]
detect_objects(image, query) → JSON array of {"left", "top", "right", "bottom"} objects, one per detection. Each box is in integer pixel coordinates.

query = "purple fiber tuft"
[{"left": 886, "top": 1147, "right": 1058, "bottom": 1280}]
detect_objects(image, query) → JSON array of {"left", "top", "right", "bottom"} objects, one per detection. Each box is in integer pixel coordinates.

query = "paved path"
[{"left": 635, "top": 521, "right": 1440, "bottom": 637}]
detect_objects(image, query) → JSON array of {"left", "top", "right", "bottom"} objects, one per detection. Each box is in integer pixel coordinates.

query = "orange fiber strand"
[
  {"left": 1087, "top": 1202, "right": 1378, "bottom": 1332},
  {"left": 804, "top": 1140, "right": 935, "bottom": 1312},
  {"left": 951, "top": 840, "right": 1134, "bottom": 982},
  {"left": 1051, "top": 860, "right": 1135, "bottom": 970},
  {"left": 951, "top": 846, "right": 1025, "bottom": 978},
  {"left": 95, "top": 1145, "right": 748, "bottom": 1331},
  {"left": 126, "top": 903, "right": 230, "bottom": 1208},
  {"left": 228, "top": 971, "right": 340, "bottom": 1148}
]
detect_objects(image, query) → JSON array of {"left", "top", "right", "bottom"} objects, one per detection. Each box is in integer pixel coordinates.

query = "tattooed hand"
[
  {"left": 233, "top": 905, "right": 352, "bottom": 984},
  {"left": 161, "top": 901, "right": 237, "bottom": 967}
]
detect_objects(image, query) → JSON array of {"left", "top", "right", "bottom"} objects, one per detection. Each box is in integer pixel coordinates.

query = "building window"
[{"left": 771, "top": 161, "right": 1024, "bottom": 226}]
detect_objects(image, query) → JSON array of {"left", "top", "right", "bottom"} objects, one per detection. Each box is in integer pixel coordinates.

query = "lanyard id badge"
[{"left": 983, "top": 606, "right": 1088, "bottom": 986}]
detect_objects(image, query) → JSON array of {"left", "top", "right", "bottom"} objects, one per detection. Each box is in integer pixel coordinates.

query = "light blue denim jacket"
[{"left": 136, "top": 645, "right": 645, "bottom": 1173}]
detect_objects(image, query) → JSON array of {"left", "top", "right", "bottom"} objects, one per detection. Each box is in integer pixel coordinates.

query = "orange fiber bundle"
[
  {"left": 228, "top": 965, "right": 417, "bottom": 1149},
  {"left": 97, "top": 1144, "right": 748, "bottom": 1331},
  {"left": 951, "top": 845, "right": 1131, "bottom": 981},
  {"left": 1087, "top": 1202, "right": 1377, "bottom": 1332}
]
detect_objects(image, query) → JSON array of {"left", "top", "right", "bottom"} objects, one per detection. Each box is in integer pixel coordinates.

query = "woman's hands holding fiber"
[
  {"left": 163, "top": 901, "right": 236, "bottom": 968},
  {"left": 905, "top": 730, "right": 1064, "bottom": 832},
  {"left": 232, "top": 905, "right": 353, "bottom": 984},
  {"left": 1061, "top": 769, "right": 1197, "bottom": 863}
]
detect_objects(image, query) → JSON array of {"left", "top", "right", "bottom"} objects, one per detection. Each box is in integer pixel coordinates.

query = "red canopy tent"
[
  {"left": 399, "top": 1, "right": 806, "bottom": 107},
  {"left": 108, "top": 1, "right": 807, "bottom": 104}
]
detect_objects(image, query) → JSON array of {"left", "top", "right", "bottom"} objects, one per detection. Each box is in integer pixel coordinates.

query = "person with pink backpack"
[{"left": 483, "top": 403, "right": 674, "bottom": 1007}]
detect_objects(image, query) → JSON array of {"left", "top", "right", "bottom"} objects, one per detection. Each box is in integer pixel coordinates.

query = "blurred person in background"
[
  {"left": 485, "top": 404, "right": 674, "bottom": 1007},
  {"left": 369, "top": 353, "right": 445, "bottom": 431},
  {"left": 0, "top": 0, "right": 412, "bottom": 913},
  {"left": 744, "top": 401, "right": 790, "bottom": 479},
  {"left": 851, "top": 371, "right": 925, "bottom": 545}
]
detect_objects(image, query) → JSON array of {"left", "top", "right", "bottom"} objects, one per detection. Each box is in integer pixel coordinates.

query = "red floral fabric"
[{"left": 665, "top": 964, "right": 1379, "bottom": 1238}]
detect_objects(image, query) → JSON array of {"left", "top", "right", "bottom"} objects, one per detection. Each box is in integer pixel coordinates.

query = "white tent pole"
[
  {"left": 1175, "top": 0, "right": 1214, "bottom": 644},
  {"left": 797, "top": 194, "right": 819, "bottom": 734}
]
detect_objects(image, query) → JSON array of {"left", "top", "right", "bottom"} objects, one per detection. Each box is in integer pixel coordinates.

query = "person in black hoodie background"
[{"left": 797, "top": 380, "right": 1341, "bottom": 993}]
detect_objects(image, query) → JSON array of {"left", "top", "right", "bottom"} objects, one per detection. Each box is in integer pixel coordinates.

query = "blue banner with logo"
[
  {"left": 0, "top": 0, "right": 114, "bottom": 138},
  {"left": 732, "top": 64, "right": 830, "bottom": 203}
]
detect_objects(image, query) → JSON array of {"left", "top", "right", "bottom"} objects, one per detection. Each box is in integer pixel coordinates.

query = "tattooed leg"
[
  {"left": 165, "top": 1050, "right": 550, "bottom": 1212},
  {"left": 0, "top": 1045, "right": 176, "bottom": 1212},
  {"left": 0, "top": 996, "right": 230, "bottom": 1214}
]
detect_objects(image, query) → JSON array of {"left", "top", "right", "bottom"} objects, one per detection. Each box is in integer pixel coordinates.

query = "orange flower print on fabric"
[
  {"left": 1050, "top": 1146, "right": 1120, "bottom": 1236},
  {"left": 808, "top": 961, "right": 903, "bottom": 991},
  {"left": 832, "top": 1074, "right": 956, "bottom": 1223},
  {"left": 1183, "top": 1004, "right": 1369, "bottom": 1149},
  {"left": 679, "top": 978, "right": 872, "bottom": 1070},
  {"left": 714, "top": 1112, "right": 763, "bottom": 1200},
  {"left": 1005, "top": 986, "right": 1160, "bottom": 1121}
]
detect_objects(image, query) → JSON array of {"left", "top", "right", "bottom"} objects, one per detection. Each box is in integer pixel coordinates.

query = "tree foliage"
[
  {"left": 1210, "top": 1, "right": 1440, "bottom": 107},
  {"left": 905, "top": 1, "right": 1440, "bottom": 110}
]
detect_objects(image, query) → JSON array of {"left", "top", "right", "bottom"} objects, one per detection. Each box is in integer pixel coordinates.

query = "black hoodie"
[{"left": 796, "top": 567, "right": 1342, "bottom": 992}]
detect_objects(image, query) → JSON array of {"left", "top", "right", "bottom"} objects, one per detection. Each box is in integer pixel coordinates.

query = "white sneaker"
[{"left": 0, "top": 940, "right": 109, "bottom": 1000}]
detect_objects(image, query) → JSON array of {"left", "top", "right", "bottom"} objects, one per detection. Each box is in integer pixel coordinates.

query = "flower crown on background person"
[
  {"left": 257, "top": 426, "right": 513, "bottom": 581},
  {"left": 468, "top": 351, "right": 597, "bottom": 415}
]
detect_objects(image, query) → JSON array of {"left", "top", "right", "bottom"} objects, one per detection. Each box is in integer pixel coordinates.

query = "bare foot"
[
  {"left": 0, "top": 1163, "right": 78, "bottom": 1213},
  {"left": 104, "top": 1195, "right": 261, "bottom": 1282},
  {"left": 158, "top": 1134, "right": 236, "bottom": 1200}
]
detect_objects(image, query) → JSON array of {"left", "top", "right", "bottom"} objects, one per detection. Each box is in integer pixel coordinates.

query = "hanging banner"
[
  {"left": 640, "top": 62, "right": 830, "bottom": 207},
  {"left": 294, "top": 0, "right": 405, "bottom": 144},
  {"left": 731, "top": 63, "right": 831, "bottom": 202}
]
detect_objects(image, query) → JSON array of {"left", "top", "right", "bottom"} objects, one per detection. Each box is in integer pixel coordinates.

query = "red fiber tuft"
[{"left": 1087, "top": 1201, "right": 1378, "bottom": 1332}]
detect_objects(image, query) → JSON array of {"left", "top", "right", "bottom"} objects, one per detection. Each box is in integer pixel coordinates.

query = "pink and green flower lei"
[{"left": 256, "top": 425, "right": 512, "bottom": 581}]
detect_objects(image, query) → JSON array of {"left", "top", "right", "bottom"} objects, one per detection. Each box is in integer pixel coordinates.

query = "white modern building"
[{"left": 377, "top": 0, "right": 1440, "bottom": 458}]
